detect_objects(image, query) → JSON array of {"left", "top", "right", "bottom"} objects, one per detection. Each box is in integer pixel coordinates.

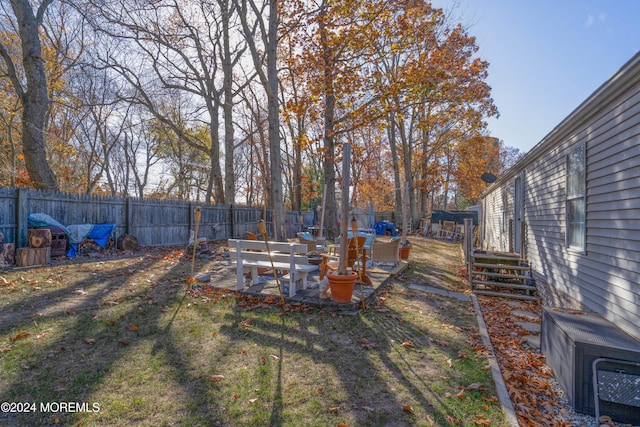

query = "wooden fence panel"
[
  {"left": 25, "top": 190, "right": 127, "bottom": 243},
  {"left": 0, "top": 187, "right": 17, "bottom": 244},
  {"left": 233, "top": 206, "right": 270, "bottom": 239},
  {"left": 0, "top": 186, "right": 393, "bottom": 249},
  {"left": 197, "top": 204, "right": 232, "bottom": 242},
  {"left": 127, "top": 198, "right": 191, "bottom": 247}
]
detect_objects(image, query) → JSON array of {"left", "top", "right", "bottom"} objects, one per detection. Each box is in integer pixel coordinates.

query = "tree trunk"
[
  {"left": 400, "top": 125, "right": 417, "bottom": 231},
  {"left": 222, "top": 0, "right": 236, "bottom": 204},
  {"left": 320, "top": 10, "right": 338, "bottom": 240},
  {"left": 11, "top": 0, "right": 58, "bottom": 191},
  {"left": 207, "top": 111, "right": 224, "bottom": 204},
  {"left": 387, "top": 113, "right": 402, "bottom": 224},
  {"left": 266, "top": 0, "right": 285, "bottom": 240}
]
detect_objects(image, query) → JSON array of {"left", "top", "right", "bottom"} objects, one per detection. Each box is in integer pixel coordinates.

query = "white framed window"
[{"left": 566, "top": 144, "right": 585, "bottom": 249}]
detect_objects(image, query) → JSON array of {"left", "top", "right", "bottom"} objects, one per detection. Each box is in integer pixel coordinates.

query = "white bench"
[{"left": 228, "top": 239, "right": 318, "bottom": 297}]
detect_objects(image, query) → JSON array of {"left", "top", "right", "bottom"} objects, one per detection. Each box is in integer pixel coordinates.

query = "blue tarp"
[
  {"left": 27, "top": 214, "right": 115, "bottom": 258},
  {"left": 374, "top": 221, "right": 397, "bottom": 236},
  {"left": 67, "top": 224, "right": 116, "bottom": 257},
  {"left": 88, "top": 224, "right": 116, "bottom": 247},
  {"left": 27, "top": 213, "right": 70, "bottom": 234}
]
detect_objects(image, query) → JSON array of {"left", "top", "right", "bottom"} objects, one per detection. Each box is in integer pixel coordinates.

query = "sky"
[{"left": 430, "top": 0, "right": 640, "bottom": 153}]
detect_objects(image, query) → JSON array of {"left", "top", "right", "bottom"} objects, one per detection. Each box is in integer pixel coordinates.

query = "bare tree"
[
  {"left": 235, "top": 0, "right": 286, "bottom": 239},
  {"left": 83, "top": 0, "right": 248, "bottom": 203}
]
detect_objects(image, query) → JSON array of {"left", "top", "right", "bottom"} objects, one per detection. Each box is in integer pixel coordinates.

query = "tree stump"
[
  {"left": 0, "top": 233, "right": 15, "bottom": 267},
  {"left": 28, "top": 228, "right": 52, "bottom": 248},
  {"left": 117, "top": 234, "right": 138, "bottom": 251},
  {"left": 16, "top": 247, "right": 50, "bottom": 267}
]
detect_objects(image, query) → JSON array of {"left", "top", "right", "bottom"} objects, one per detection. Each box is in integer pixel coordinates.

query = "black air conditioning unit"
[{"left": 541, "top": 307, "right": 640, "bottom": 425}]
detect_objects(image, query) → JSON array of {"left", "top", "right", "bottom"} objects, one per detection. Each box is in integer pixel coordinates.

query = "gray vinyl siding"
[
  {"left": 482, "top": 185, "right": 511, "bottom": 251},
  {"left": 583, "top": 85, "right": 640, "bottom": 337},
  {"left": 480, "top": 53, "right": 640, "bottom": 341}
]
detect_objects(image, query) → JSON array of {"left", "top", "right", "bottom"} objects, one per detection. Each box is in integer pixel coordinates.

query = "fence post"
[
  {"left": 16, "top": 188, "right": 29, "bottom": 248},
  {"left": 125, "top": 197, "right": 133, "bottom": 235},
  {"left": 229, "top": 205, "right": 235, "bottom": 238},
  {"left": 464, "top": 219, "right": 473, "bottom": 286},
  {"left": 188, "top": 202, "right": 194, "bottom": 234}
]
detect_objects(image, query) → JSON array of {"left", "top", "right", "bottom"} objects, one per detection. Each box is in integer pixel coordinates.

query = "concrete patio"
[{"left": 201, "top": 253, "right": 409, "bottom": 310}]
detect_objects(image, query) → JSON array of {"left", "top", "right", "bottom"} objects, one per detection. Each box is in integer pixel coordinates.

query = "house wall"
[
  {"left": 482, "top": 186, "right": 512, "bottom": 252},
  {"left": 481, "top": 54, "right": 640, "bottom": 341}
]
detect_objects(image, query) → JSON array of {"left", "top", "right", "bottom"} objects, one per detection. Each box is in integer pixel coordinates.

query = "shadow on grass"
[
  {"left": 0, "top": 251, "right": 227, "bottom": 426},
  {"left": 214, "top": 292, "right": 466, "bottom": 426},
  {"left": 0, "top": 240, "right": 495, "bottom": 426}
]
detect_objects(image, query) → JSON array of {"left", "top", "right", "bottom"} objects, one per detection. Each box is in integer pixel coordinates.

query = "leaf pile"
[{"left": 478, "top": 297, "right": 573, "bottom": 426}]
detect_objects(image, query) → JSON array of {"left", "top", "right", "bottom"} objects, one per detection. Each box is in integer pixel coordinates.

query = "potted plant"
[
  {"left": 327, "top": 142, "right": 357, "bottom": 303},
  {"left": 399, "top": 240, "right": 412, "bottom": 260},
  {"left": 399, "top": 183, "right": 411, "bottom": 260}
]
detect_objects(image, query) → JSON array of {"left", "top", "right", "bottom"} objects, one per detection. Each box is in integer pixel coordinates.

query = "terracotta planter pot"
[
  {"left": 399, "top": 245, "right": 411, "bottom": 260},
  {"left": 327, "top": 271, "right": 358, "bottom": 303}
]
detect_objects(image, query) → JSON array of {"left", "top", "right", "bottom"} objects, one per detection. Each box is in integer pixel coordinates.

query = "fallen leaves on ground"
[
  {"left": 9, "top": 332, "right": 30, "bottom": 342},
  {"left": 478, "top": 297, "right": 563, "bottom": 426},
  {"left": 357, "top": 338, "right": 376, "bottom": 349}
]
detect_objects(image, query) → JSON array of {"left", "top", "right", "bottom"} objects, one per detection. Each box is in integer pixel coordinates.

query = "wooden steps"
[{"left": 470, "top": 251, "right": 538, "bottom": 301}]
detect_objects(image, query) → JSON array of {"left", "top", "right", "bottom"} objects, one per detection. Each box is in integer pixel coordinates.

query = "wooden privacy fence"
[{"left": 0, "top": 187, "right": 316, "bottom": 249}]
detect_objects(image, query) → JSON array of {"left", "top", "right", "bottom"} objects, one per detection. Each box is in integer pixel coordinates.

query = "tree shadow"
[
  {"left": 0, "top": 248, "right": 488, "bottom": 426},
  {"left": 0, "top": 252, "right": 227, "bottom": 426},
  {"left": 215, "top": 295, "right": 462, "bottom": 426}
]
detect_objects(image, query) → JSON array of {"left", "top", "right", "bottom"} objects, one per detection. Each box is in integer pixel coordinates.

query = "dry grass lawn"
[{"left": 0, "top": 238, "right": 509, "bottom": 426}]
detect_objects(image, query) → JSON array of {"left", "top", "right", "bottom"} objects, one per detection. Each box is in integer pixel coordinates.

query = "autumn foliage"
[{"left": 0, "top": 0, "right": 508, "bottom": 224}]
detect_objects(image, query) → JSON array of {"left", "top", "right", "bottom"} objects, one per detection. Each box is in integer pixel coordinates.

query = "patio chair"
[
  {"left": 319, "top": 236, "right": 367, "bottom": 280},
  {"left": 297, "top": 232, "right": 326, "bottom": 252},
  {"left": 370, "top": 237, "right": 401, "bottom": 267},
  {"left": 345, "top": 231, "right": 375, "bottom": 251}
]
